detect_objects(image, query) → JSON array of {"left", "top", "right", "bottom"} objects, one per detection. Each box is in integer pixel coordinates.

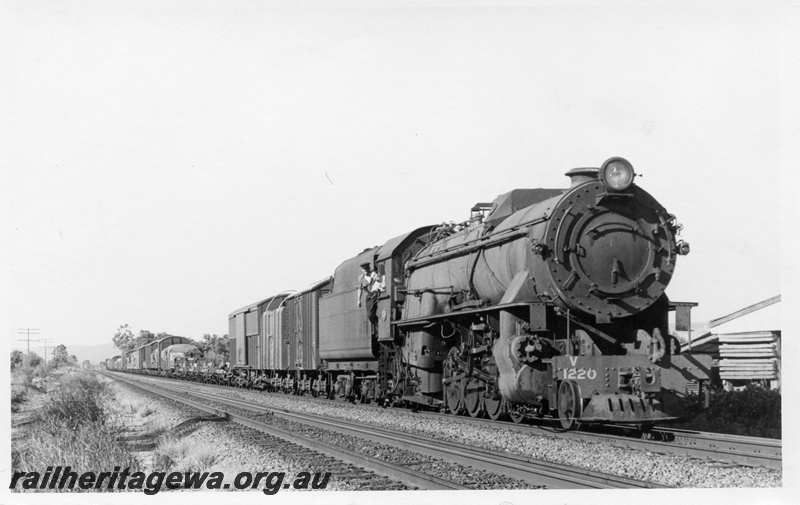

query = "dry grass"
[
  {"left": 153, "top": 436, "right": 217, "bottom": 473},
  {"left": 137, "top": 405, "right": 155, "bottom": 418},
  {"left": 113, "top": 386, "right": 156, "bottom": 418},
  {"left": 11, "top": 385, "right": 27, "bottom": 413},
  {"left": 144, "top": 418, "right": 173, "bottom": 439},
  {"left": 36, "top": 373, "right": 107, "bottom": 431},
  {"left": 11, "top": 372, "right": 143, "bottom": 493}
]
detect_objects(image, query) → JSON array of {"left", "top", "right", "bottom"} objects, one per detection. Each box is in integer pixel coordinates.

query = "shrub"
[
  {"left": 33, "top": 362, "right": 49, "bottom": 378},
  {"left": 676, "top": 383, "right": 781, "bottom": 438},
  {"left": 11, "top": 387, "right": 27, "bottom": 413},
  {"left": 13, "top": 420, "right": 142, "bottom": 488},
  {"left": 37, "top": 372, "right": 108, "bottom": 432},
  {"left": 12, "top": 367, "right": 34, "bottom": 388}
]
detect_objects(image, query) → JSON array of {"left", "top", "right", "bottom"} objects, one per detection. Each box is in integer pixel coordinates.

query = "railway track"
[
  {"left": 426, "top": 413, "right": 782, "bottom": 471},
  {"left": 220, "top": 430, "right": 410, "bottom": 491},
  {"left": 115, "top": 371, "right": 781, "bottom": 471},
  {"left": 104, "top": 372, "right": 667, "bottom": 490},
  {"left": 104, "top": 372, "right": 446, "bottom": 490},
  {"left": 634, "top": 427, "right": 781, "bottom": 470}
]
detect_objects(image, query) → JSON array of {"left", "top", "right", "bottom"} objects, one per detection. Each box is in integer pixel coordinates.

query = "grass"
[
  {"left": 36, "top": 372, "right": 107, "bottom": 431},
  {"left": 11, "top": 371, "right": 143, "bottom": 493},
  {"left": 153, "top": 436, "right": 217, "bottom": 473},
  {"left": 144, "top": 418, "right": 173, "bottom": 439},
  {"left": 114, "top": 387, "right": 157, "bottom": 418},
  {"left": 137, "top": 405, "right": 155, "bottom": 418},
  {"left": 11, "top": 386, "right": 27, "bottom": 413}
]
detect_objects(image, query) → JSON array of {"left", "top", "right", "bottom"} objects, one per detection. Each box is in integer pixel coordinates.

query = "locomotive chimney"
[{"left": 565, "top": 168, "right": 599, "bottom": 188}]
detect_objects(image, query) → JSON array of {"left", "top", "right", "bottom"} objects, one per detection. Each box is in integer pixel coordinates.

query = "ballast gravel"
[
  {"left": 155, "top": 379, "right": 781, "bottom": 489},
  {"left": 140, "top": 388, "right": 541, "bottom": 490}
]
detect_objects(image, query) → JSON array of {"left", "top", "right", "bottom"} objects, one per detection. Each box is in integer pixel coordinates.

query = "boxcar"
[
  {"left": 228, "top": 338, "right": 237, "bottom": 366},
  {"left": 137, "top": 346, "right": 147, "bottom": 371},
  {"left": 282, "top": 278, "right": 332, "bottom": 372},
  {"left": 266, "top": 305, "right": 286, "bottom": 371},
  {"left": 229, "top": 294, "right": 291, "bottom": 370},
  {"left": 127, "top": 348, "right": 140, "bottom": 370},
  {"left": 253, "top": 294, "right": 291, "bottom": 370},
  {"left": 228, "top": 303, "right": 249, "bottom": 367},
  {"left": 144, "top": 341, "right": 159, "bottom": 370}
]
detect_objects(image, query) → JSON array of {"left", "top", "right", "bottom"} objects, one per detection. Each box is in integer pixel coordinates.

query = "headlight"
[{"left": 599, "top": 157, "right": 636, "bottom": 191}]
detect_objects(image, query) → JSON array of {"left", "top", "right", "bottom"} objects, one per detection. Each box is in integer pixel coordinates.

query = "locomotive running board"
[{"left": 393, "top": 301, "right": 540, "bottom": 328}]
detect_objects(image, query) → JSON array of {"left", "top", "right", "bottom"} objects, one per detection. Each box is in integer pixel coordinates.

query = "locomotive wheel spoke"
[
  {"left": 557, "top": 380, "right": 582, "bottom": 430},
  {"left": 443, "top": 348, "right": 464, "bottom": 415},
  {"left": 464, "top": 378, "right": 485, "bottom": 418},
  {"left": 445, "top": 381, "right": 463, "bottom": 415},
  {"left": 484, "top": 395, "right": 506, "bottom": 421}
]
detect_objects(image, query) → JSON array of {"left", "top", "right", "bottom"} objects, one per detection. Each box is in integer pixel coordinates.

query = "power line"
[
  {"left": 17, "top": 328, "right": 40, "bottom": 354},
  {"left": 36, "top": 339, "right": 54, "bottom": 368}
]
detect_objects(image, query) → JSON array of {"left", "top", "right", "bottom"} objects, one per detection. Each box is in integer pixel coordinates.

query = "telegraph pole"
[
  {"left": 17, "top": 328, "right": 40, "bottom": 354},
  {"left": 38, "top": 339, "right": 53, "bottom": 368}
]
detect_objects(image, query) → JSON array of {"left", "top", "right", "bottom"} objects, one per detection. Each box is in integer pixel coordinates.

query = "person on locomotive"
[
  {"left": 357, "top": 263, "right": 372, "bottom": 308},
  {"left": 357, "top": 263, "right": 384, "bottom": 334}
]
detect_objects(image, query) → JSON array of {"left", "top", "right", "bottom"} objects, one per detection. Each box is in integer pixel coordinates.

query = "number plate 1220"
[{"left": 561, "top": 368, "right": 597, "bottom": 380}]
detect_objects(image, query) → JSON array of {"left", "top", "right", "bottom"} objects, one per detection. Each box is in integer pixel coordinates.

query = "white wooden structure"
[{"left": 681, "top": 296, "right": 781, "bottom": 390}]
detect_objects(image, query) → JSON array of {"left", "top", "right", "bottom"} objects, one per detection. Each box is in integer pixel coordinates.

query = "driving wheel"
[
  {"left": 443, "top": 349, "right": 464, "bottom": 415},
  {"left": 464, "top": 378, "right": 485, "bottom": 418},
  {"left": 557, "top": 380, "right": 583, "bottom": 430},
  {"left": 484, "top": 395, "right": 506, "bottom": 421}
]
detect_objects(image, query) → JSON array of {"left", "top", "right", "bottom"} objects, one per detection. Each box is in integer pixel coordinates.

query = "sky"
[{"left": 3, "top": 0, "right": 797, "bottom": 358}]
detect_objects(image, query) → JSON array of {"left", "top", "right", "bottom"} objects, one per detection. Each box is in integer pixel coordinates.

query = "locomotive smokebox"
[
  {"left": 527, "top": 170, "right": 678, "bottom": 322},
  {"left": 405, "top": 163, "right": 680, "bottom": 324}
]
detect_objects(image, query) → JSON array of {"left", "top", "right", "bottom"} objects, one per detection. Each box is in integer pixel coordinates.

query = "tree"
[
  {"left": 24, "top": 352, "right": 42, "bottom": 368},
  {"left": 198, "top": 334, "right": 230, "bottom": 363},
  {"left": 51, "top": 344, "right": 70, "bottom": 368},
  {"left": 130, "top": 330, "right": 156, "bottom": 351},
  {"left": 11, "top": 350, "right": 24, "bottom": 369},
  {"left": 81, "top": 360, "right": 91, "bottom": 369},
  {"left": 114, "top": 326, "right": 159, "bottom": 353},
  {"left": 113, "top": 324, "right": 135, "bottom": 351}
]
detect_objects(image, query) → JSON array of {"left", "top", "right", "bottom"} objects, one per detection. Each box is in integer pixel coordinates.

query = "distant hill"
[{"left": 66, "top": 342, "right": 120, "bottom": 366}]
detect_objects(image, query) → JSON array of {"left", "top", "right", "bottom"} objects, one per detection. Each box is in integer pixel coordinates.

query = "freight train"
[
  {"left": 113, "top": 335, "right": 199, "bottom": 372},
  {"left": 111, "top": 157, "right": 711, "bottom": 429}
]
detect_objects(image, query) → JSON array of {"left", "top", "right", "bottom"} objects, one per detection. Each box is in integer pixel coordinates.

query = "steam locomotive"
[{"left": 117, "top": 157, "right": 712, "bottom": 429}]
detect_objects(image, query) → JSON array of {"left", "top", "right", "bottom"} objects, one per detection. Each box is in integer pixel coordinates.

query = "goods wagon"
[
  {"left": 161, "top": 343, "right": 203, "bottom": 371},
  {"left": 153, "top": 335, "right": 193, "bottom": 371}
]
